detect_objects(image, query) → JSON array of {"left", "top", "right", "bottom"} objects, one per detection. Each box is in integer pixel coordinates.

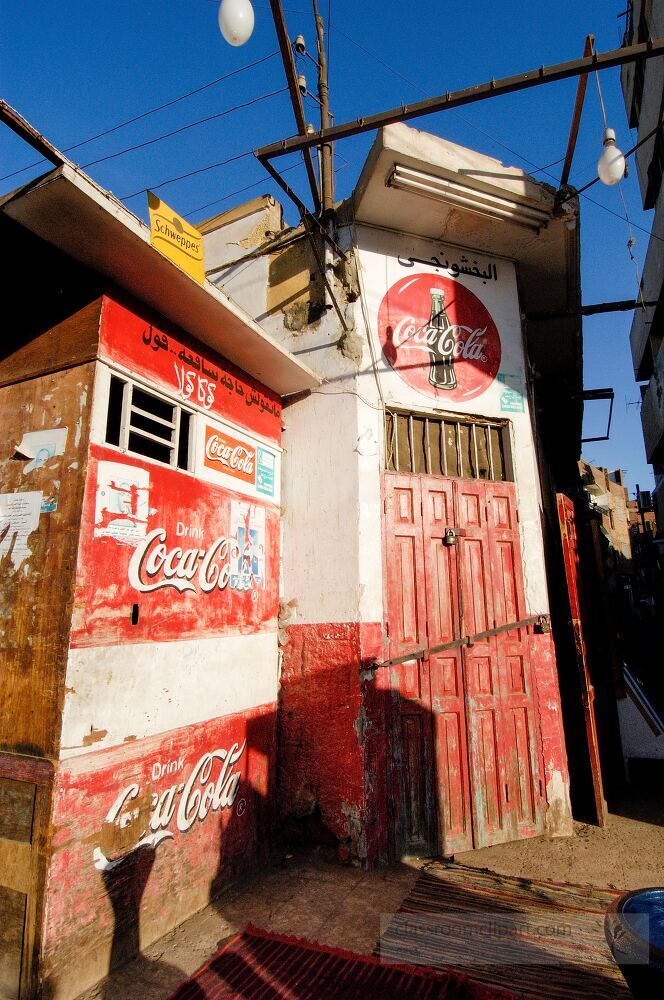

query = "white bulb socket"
[
  {"left": 218, "top": 0, "right": 255, "bottom": 47},
  {"left": 597, "top": 128, "right": 626, "bottom": 186}
]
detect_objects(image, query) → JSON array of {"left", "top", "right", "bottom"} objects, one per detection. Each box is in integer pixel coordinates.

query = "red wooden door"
[
  {"left": 487, "top": 482, "right": 545, "bottom": 840},
  {"left": 556, "top": 493, "right": 607, "bottom": 826},
  {"left": 455, "top": 478, "right": 512, "bottom": 848},
  {"left": 421, "top": 479, "right": 473, "bottom": 854},
  {"left": 384, "top": 475, "right": 437, "bottom": 856},
  {"left": 384, "top": 472, "right": 545, "bottom": 856}
]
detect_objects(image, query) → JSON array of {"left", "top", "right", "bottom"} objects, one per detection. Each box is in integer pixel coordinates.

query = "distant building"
[
  {"left": 621, "top": 0, "right": 664, "bottom": 532},
  {"left": 626, "top": 494, "right": 657, "bottom": 538},
  {"left": 578, "top": 461, "right": 633, "bottom": 561}
]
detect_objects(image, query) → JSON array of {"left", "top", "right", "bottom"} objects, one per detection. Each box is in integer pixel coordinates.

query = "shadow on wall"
[
  {"left": 85, "top": 648, "right": 568, "bottom": 996},
  {"left": 99, "top": 846, "right": 183, "bottom": 1000},
  {"left": 84, "top": 709, "right": 278, "bottom": 1000}
]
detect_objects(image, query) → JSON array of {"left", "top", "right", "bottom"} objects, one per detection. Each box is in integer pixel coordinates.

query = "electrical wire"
[
  {"left": 351, "top": 210, "right": 388, "bottom": 429},
  {"left": 617, "top": 180, "right": 648, "bottom": 310},
  {"left": 81, "top": 87, "right": 287, "bottom": 169},
  {"left": 122, "top": 149, "right": 257, "bottom": 200},
  {"left": 326, "top": 18, "right": 663, "bottom": 250},
  {"left": 328, "top": 23, "right": 563, "bottom": 179},
  {"left": 0, "top": 50, "right": 280, "bottom": 184},
  {"left": 593, "top": 57, "right": 610, "bottom": 131},
  {"left": 589, "top": 49, "right": 649, "bottom": 309},
  {"left": 185, "top": 160, "right": 302, "bottom": 218}
]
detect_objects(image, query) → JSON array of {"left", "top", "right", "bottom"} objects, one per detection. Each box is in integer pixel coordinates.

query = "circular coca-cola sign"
[{"left": 377, "top": 274, "right": 501, "bottom": 401}]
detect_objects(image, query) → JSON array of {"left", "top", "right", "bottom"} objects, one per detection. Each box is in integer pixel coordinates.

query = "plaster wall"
[
  {"left": 60, "top": 631, "right": 280, "bottom": 759},
  {"left": 203, "top": 210, "right": 572, "bottom": 856}
]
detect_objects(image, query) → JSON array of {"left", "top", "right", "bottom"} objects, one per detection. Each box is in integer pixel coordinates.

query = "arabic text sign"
[
  {"left": 398, "top": 249, "right": 499, "bottom": 285},
  {"left": 148, "top": 192, "right": 205, "bottom": 285},
  {"left": 99, "top": 297, "right": 282, "bottom": 444},
  {"left": 498, "top": 373, "right": 526, "bottom": 413}
]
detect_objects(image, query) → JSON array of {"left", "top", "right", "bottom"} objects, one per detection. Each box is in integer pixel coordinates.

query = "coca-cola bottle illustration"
[{"left": 427, "top": 288, "right": 457, "bottom": 390}]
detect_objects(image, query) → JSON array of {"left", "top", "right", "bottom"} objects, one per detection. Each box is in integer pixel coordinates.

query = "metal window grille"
[
  {"left": 385, "top": 409, "right": 511, "bottom": 482},
  {"left": 105, "top": 375, "right": 193, "bottom": 471}
]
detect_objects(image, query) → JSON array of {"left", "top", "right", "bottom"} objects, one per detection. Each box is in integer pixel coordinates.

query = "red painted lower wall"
[
  {"left": 278, "top": 621, "right": 387, "bottom": 864},
  {"left": 42, "top": 704, "right": 277, "bottom": 997},
  {"left": 278, "top": 623, "right": 570, "bottom": 865}
]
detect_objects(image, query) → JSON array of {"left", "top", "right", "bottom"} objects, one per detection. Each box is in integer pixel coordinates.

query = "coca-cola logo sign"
[
  {"left": 127, "top": 501, "right": 266, "bottom": 596},
  {"left": 204, "top": 426, "right": 256, "bottom": 485},
  {"left": 92, "top": 742, "right": 245, "bottom": 870},
  {"left": 378, "top": 274, "right": 501, "bottom": 401}
]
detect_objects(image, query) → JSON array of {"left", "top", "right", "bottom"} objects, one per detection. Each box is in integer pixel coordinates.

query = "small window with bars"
[
  {"left": 385, "top": 409, "right": 511, "bottom": 482},
  {"left": 105, "top": 375, "right": 193, "bottom": 471}
]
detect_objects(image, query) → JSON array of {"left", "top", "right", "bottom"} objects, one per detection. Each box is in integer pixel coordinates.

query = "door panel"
[
  {"left": 384, "top": 475, "right": 436, "bottom": 856},
  {"left": 401, "top": 715, "right": 428, "bottom": 845},
  {"left": 455, "top": 479, "right": 511, "bottom": 848},
  {"left": 486, "top": 482, "right": 545, "bottom": 839},
  {"left": 556, "top": 493, "right": 607, "bottom": 826},
  {"left": 422, "top": 479, "right": 472, "bottom": 854}
]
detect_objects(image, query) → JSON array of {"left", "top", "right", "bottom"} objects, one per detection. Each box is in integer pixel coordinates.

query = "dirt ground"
[
  {"left": 458, "top": 791, "right": 664, "bottom": 890},
  {"left": 76, "top": 792, "right": 664, "bottom": 1000}
]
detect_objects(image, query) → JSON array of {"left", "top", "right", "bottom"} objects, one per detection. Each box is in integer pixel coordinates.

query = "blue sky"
[{"left": 0, "top": 1, "right": 656, "bottom": 493}]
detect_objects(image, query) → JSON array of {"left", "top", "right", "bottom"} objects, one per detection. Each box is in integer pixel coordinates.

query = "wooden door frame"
[
  {"left": 381, "top": 473, "right": 439, "bottom": 860},
  {"left": 0, "top": 752, "right": 53, "bottom": 1000},
  {"left": 556, "top": 493, "right": 608, "bottom": 826}
]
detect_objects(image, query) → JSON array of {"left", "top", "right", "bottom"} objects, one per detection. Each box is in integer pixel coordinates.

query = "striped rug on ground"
[
  {"left": 376, "top": 862, "right": 630, "bottom": 1000},
  {"left": 166, "top": 924, "right": 517, "bottom": 999}
]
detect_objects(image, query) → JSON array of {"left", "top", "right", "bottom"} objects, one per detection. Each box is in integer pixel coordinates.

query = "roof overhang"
[{"left": 0, "top": 164, "right": 320, "bottom": 396}]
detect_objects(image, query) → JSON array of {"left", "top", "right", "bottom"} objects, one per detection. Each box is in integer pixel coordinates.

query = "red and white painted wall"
[{"left": 41, "top": 296, "right": 283, "bottom": 996}]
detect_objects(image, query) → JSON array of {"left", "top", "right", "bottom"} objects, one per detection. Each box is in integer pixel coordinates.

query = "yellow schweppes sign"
[{"left": 148, "top": 192, "right": 205, "bottom": 285}]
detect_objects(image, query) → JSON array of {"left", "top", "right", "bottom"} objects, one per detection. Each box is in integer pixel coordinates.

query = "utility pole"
[
  {"left": 312, "top": 0, "right": 334, "bottom": 219},
  {"left": 268, "top": 0, "right": 321, "bottom": 212}
]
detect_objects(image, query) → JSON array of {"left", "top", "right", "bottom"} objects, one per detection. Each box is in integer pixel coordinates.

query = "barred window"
[
  {"left": 105, "top": 375, "right": 193, "bottom": 471},
  {"left": 385, "top": 409, "right": 511, "bottom": 482}
]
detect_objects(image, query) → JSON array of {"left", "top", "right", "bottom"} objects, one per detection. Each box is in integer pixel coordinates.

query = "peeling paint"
[
  {"left": 544, "top": 770, "right": 574, "bottom": 838},
  {"left": 81, "top": 727, "right": 108, "bottom": 747}
]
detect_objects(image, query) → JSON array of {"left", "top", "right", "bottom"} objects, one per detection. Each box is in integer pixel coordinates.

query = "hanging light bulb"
[
  {"left": 218, "top": 0, "right": 255, "bottom": 47},
  {"left": 597, "top": 128, "right": 626, "bottom": 186}
]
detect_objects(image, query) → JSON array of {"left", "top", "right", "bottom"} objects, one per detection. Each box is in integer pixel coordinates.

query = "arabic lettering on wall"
[
  {"left": 99, "top": 296, "right": 282, "bottom": 444},
  {"left": 141, "top": 327, "right": 280, "bottom": 420},
  {"left": 398, "top": 251, "right": 498, "bottom": 285}
]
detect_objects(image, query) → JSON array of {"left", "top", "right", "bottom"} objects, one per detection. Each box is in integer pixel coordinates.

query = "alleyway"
[{"left": 77, "top": 792, "right": 664, "bottom": 1000}]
